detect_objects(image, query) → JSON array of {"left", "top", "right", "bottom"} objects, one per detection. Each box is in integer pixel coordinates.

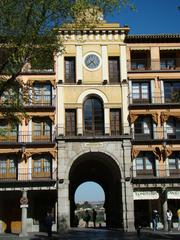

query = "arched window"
[{"left": 83, "top": 96, "right": 104, "bottom": 136}]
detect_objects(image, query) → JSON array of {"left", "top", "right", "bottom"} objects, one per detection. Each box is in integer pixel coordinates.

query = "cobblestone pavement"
[{"left": 0, "top": 228, "right": 180, "bottom": 240}]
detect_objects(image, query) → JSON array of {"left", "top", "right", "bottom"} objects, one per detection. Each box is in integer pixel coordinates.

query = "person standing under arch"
[{"left": 92, "top": 209, "right": 97, "bottom": 228}]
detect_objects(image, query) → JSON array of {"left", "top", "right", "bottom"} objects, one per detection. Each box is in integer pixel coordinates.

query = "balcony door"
[
  {"left": 83, "top": 96, "right": 104, "bottom": 136},
  {"left": 33, "top": 82, "right": 52, "bottom": 106},
  {"left": 166, "top": 117, "right": 180, "bottom": 139},
  {"left": 32, "top": 118, "right": 51, "bottom": 142},
  {"left": 135, "top": 152, "right": 155, "bottom": 177},
  {"left": 32, "top": 154, "right": 51, "bottom": 178}
]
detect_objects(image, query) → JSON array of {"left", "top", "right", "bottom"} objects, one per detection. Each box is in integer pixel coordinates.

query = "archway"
[{"left": 69, "top": 152, "right": 123, "bottom": 228}]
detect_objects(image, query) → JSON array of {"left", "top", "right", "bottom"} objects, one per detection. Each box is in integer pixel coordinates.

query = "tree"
[{"left": 0, "top": 0, "right": 134, "bottom": 122}]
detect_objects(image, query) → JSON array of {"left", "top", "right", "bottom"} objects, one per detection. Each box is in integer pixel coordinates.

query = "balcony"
[
  {"left": 132, "top": 128, "right": 180, "bottom": 141},
  {"left": 0, "top": 130, "right": 56, "bottom": 144},
  {"left": 127, "top": 58, "right": 180, "bottom": 72},
  {"left": 128, "top": 94, "right": 180, "bottom": 105},
  {"left": 0, "top": 167, "right": 57, "bottom": 182},
  {"left": 57, "top": 124, "right": 131, "bottom": 138},
  {"left": 27, "top": 95, "right": 56, "bottom": 107},
  {"left": 132, "top": 168, "right": 180, "bottom": 180}
]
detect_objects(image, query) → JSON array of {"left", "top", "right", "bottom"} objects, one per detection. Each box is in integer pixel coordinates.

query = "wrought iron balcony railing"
[
  {"left": 128, "top": 94, "right": 180, "bottom": 105},
  {"left": 56, "top": 124, "right": 131, "bottom": 137},
  {"left": 0, "top": 167, "right": 57, "bottom": 182},
  {"left": 132, "top": 168, "right": 180, "bottom": 179},
  {"left": 132, "top": 128, "right": 180, "bottom": 141},
  {"left": 0, "top": 130, "right": 56, "bottom": 143},
  {"left": 127, "top": 58, "right": 180, "bottom": 71}
]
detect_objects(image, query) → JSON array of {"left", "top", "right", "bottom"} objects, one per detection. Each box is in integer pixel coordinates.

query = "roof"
[{"left": 126, "top": 34, "right": 180, "bottom": 43}]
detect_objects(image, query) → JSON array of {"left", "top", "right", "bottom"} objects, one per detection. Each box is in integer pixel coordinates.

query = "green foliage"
[{"left": 0, "top": 0, "right": 134, "bottom": 123}]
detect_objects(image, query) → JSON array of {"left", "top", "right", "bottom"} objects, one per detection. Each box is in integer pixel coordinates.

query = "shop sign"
[
  {"left": 133, "top": 191, "right": 159, "bottom": 200},
  {"left": 167, "top": 191, "right": 180, "bottom": 199}
]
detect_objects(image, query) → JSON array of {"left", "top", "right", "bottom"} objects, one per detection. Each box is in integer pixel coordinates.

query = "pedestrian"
[
  {"left": 177, "top": 208, "right": 180, "bottom": 230},
  {"left": 84, "top": 210, "right": 91, "bottom": 228},
  {"left": 92, "top": 209, "right": 97, "bottom": 228},
  {"left": 45, "top": 212, "right": 53, "bottom": 237},
  {"left": 166, "top": 209, "right": 173, "bottom": 232},
  {"left": 152, "top": 209, "right": 159, "bottom": 231}
]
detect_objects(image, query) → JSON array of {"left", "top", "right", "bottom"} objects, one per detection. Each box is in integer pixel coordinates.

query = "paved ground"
[{"left": 0, "top": 228, "right": 180, "bottom": 240}]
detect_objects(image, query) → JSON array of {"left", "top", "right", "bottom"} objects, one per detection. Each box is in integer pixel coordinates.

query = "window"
[
  {"left": 168, "top": 152, "right": 180, "bottom": 175},
  {"left": 32, "top": 155, "right": 51, "bottom": 178},
  {"left": 110, "top": 109, "right": 121, "bottom": 135},
  {"left": 164, "top": 81, "right": 180, "bottom": 103},
  {"left": 83, "top": 96, "right": 104, "bottom": 136},
  {"left": 130, "top": 50, "right": 150, "bottom": 70},
  {"left": 64, "top": 57, "right": 76, "bottom": 83},
  {"left": 108, "top": 57, "right": 120, "bottom": 83},
  {"left": 166, "top": 117, "right": 180, "bottom": 139},
  {"left": 135, "top": 152, "right": 155, "bottom": 176},
  {"left": 65, "top": 109, "right": 76, "bottom": 136},
  {"left": 134, "top": 116, "right": 153, "bottom": 140},
  {"left": 160, "top": 51, "right": 176, "bottom": 70},
  {"left": 33, "top": 82, "right": 52, "bottom": 106},
  {"left": 32, "top": 118, "right": 51, "bottom": 141},
  {"left": 132, "top": 82, "right": 151, "bottom": 103},
  {"left": 0, "top": 155, "right": 17, "bottom": 179},
  {"left": 0, "top": 120, "right": 18, "bottom": 142}
]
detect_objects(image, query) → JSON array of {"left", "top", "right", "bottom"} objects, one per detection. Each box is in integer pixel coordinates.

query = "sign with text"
[
  {"left": 133, "top": 191, "right": 159, "bottom": 200},
  {"left": 167, "top": 191, "right": 180, "bottom": 199}
]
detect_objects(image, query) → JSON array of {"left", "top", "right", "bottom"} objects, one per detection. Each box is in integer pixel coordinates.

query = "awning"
[{"left": 160, "top": 46, "right": 180, "bottom": 50}]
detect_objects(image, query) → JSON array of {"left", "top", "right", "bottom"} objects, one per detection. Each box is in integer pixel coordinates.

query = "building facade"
[
  {"left": 126, "top": 34, "right": 180, "bottom": 228},
  {"left": 56, "top": 21, "right": 134, "bottom": 231},
  {"left": 0, "top": 16, "right": 180, "bottom": 234}
]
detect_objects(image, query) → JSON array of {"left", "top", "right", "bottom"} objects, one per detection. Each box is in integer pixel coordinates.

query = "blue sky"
[
  {"left": 75, "top": 182, "right": 105, "bottom": 203},
  {"left": 75, "top": 1, "right": 180, "bottom": 203},
  {"left": 106, "top": 0, "right": 180, "bottom": 34}
]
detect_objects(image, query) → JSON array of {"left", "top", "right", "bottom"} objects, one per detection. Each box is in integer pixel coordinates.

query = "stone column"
[
  {"left": 57, "top": 180, "right": 70, "bottom": 232},
  {"left": 104, "top": 107, "right": 110, "bottom": 135},
  {"left": 57, "top": 141, "right": 70, "bottom": 232},
  {"left": 101, "top": 45, "right": 108, "bottom": 83},
  {"left": 77, "top": 107, "right": 83, "bottom": 135},
  {"left": 19, "top": 190, "right": 28, "bottom": 237},
  {"left": 122, "top": 140, "right": 135, "bottom": 232},
  {"left": 162, "top": 188, "right": 168, "bottom": 231},
  {"left": 76, "top": 45, "right": 83, "bottom": 82},
  {"left": 120, "top": 45, "right": 129, "bottom": 134},
  {"left": 57, "top": 85, "right": 65, "bottom": 135}
]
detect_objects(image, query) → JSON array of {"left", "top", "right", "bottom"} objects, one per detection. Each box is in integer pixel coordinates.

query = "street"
[{"left": 0, "top": 228, "right": 180, "bottom": 240}]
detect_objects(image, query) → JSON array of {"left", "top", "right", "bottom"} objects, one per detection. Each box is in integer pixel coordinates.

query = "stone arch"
[
  {"left": 77, "top": 88, "right": 108, "bottom": 104},
  {"left": 69, "top": 151, "right": 123, "bottom": 228}
]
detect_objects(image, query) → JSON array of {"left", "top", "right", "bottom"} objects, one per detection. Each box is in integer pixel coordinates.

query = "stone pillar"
[
  {"left": 162, "top": 188, "right": 168, "bottom": 231},
  {"left": 77, "top": 107, "right": 83, "bottom": 135},
  {"left": 101, "top": 45, "right": 108, "bottom": 82},
  {"left": 57, "top": 141, "right": 70, "bottom": 232},
  {"left": 120, "top": 45, "right": 129, "bottom": 134},
  {"left": 57, "top": 85, "right": 65, "bottom": 135},
  {"left": 122, "top": 140, "right": 134, "bottom": 232},
  {"left": 19, "top": 190, "right": 28, "bottom": 237},
  {"left": 57, "top": 180, "right": 70, "bottom": 232},
  {"left": 76, "top": 45, "right": 83, "bottom": 82}
]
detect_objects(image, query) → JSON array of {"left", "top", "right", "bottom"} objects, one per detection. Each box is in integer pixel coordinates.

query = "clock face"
[{"left": 84, "top": 54, "right": 100, "bottom": 70}]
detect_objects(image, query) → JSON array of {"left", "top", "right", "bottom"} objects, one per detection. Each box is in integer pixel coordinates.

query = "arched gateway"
[{"left": 56, "top": 139, "right": 134, "bottom": 232}]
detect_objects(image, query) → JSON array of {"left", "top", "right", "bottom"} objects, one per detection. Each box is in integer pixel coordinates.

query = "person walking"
[
  {"left": 177, "top": 208, "right": 180, "bottom": 230},
  {"left": 84, "top": 210, "right": 91, "bottom": 228},
  {"left": 152, "top": 209, "right": 159, "bottom": 231},
  {"left": 166, "top": 209, "right": 173, "bottom": 232},
  {"left": 92, "top": 209, "right": 97, "bottom": 228},
  {"left": 45, "top": 212, "right": 53, "bottom": 237}
]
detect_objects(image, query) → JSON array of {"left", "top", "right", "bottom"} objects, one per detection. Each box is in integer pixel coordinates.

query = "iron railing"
[
  {"left": 128, "top": 94, "right": 180, "bottom": 105},
  {"left": 132, "top": 128, "right": 180, "bottom": 141},
  {"left": 0, "top": 130, "right": 56, "bottom": 143},
  {"left": 131, "top": 168, "right": 180, "bottom": 179},
  {"left": 56, "top": 124, "right": 131, "bottom": 137},
  {"left": 0, "top": 167, "right": 57, "bottom": 181},
  {"left": 127, "top": 58, "right": 180, "bottom": 71}
]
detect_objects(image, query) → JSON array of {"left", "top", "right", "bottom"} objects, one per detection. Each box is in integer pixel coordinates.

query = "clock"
[{"left": 84, "top": 53, "right": 101, "bottom": 70}]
